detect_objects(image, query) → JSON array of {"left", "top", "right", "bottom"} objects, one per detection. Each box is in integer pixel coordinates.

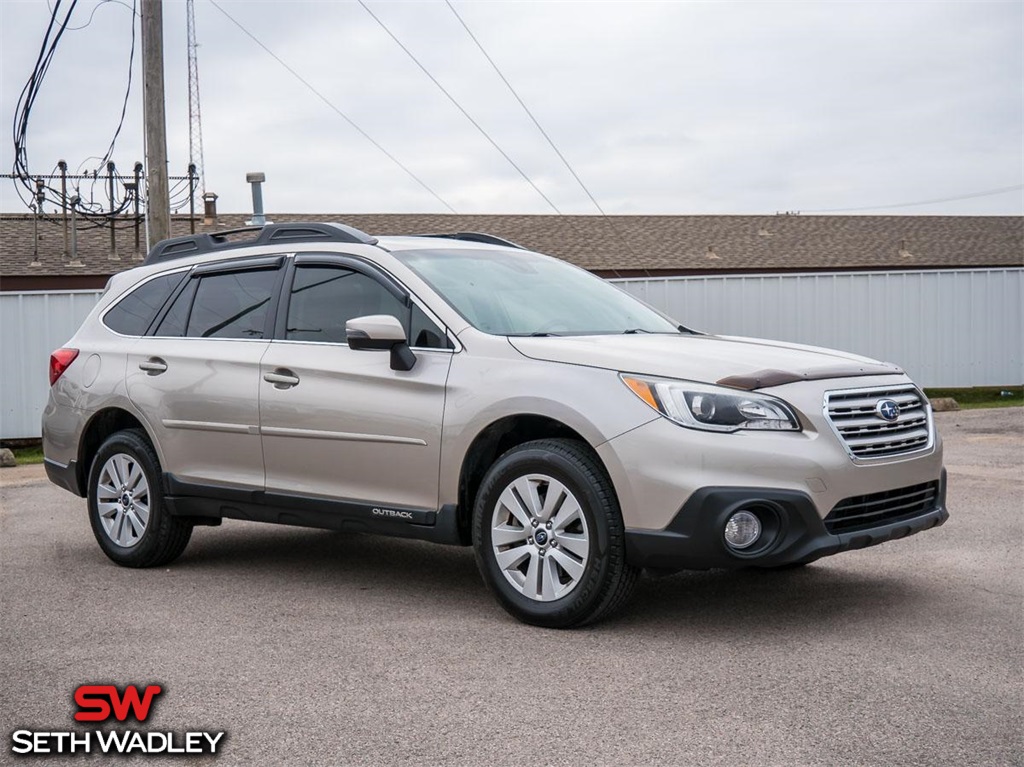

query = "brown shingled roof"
[{"left": 1, "top": 212, "right": 1020, "bottom": 281}]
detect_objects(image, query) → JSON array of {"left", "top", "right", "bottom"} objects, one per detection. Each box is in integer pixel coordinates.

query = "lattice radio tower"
[{"left": 186, "top": 0, "right": 205, "bottom": 194}]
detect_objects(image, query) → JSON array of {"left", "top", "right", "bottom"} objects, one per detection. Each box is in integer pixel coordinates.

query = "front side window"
[
  {"left": 285, "top": 265, "right": 449, "bottom": 348},
  {"left": 185, "top": 269, "right": 278, "bottom": 339},
  {"left": 103, "top": 271, "right": 186, "bottom": 336}
]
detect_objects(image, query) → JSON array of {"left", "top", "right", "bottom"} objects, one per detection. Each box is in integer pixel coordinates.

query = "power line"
[
  {"left": 46, "top": 0, "right": 135, "bottom": 32},
  {"left": 91, "top": 0, "right": 136, "bottom": 173},
  {"left": 358, "top": 0, "right": 562, "bottom": 214},
  {"left": 12, "top": 0, "right": 79, "bottom": 210},
  {"left": 444, "top": 1, "right": 608, "bottom": 217},
  {"left": 13, "top": 0, "right": 142, "bottom": 223},
  {"left": 443, "top": 0, "right": 645, "bottom": 267},
  {"left": 207, "top": 0, "right": 457, "bottom": 214},
  {"left": 801, "top": 184, "right": 1024, "bottom": 213}
]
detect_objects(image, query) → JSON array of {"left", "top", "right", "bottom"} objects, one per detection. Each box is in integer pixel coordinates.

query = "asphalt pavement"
[{"left": 2, "top": 408, "right": 1021, "bottom": 766}]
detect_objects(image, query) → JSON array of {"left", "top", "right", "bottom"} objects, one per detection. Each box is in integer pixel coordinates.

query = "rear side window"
[
  {"left": 186, "top": 269, "right": 278, "bottom": 339},
  {"left": 103, "top": 272, "right": 186, "bottom": 336},
  {"left": 153, "top": 279, "right": 197, "bottom": 337}
]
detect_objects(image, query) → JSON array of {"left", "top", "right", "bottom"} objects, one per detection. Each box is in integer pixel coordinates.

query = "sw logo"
[
  {"left": 9, "top": 684, "right": 225, "bottom": 757},
  {"left": 74, "top": 684, "right": 162, "bottom": 722}
]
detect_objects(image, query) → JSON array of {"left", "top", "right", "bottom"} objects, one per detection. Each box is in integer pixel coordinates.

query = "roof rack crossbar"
[
  {"left": 416, "top": 232, "right": 526, "bottom": 250},
  {"left": 143, "top": 222, "right": 379, "bottom": 265}
]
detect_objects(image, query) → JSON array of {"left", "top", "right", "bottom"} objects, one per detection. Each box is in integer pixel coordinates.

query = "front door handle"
[
  {"left": 138, "top": 357, "right": 168, "bottom": 374},
  {"left": 264, "top": 369, "right": 300, "bottom": 388}
]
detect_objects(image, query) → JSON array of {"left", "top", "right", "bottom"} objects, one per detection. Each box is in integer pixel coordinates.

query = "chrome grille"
[
  {"left": 825, "top": 481, "right": 940, "bottom": 534},
  {"left": 825, "top": 385, "right": 933, "bottom": 460}
]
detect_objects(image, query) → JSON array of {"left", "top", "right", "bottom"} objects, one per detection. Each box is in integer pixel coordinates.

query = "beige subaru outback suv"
[{"left": 43, "top": 222, "right": 948, "bottom": 627}]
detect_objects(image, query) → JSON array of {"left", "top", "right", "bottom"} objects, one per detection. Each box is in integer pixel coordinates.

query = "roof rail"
[
  {"left": 143, "top": 222, "right": 379, "bottom": 265},
  {"left": 416, "top": 232, "right": 526, "bottom": 250}
]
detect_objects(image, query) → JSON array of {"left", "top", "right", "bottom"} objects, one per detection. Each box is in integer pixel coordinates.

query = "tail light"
[{"left": 49, "top": 348, "right": 79, "bottom": 386}]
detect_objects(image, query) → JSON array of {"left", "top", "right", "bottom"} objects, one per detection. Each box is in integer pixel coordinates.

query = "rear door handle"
[
  {"left": 264, "top": 369, "right": 300, "bottom": 388},
  {"left": 138, "top": 357, "right": 168, "bottom": 374}
]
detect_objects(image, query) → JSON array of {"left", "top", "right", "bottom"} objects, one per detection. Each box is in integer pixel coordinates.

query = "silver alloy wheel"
[
  {"left": 490, "top": 473, "right": 591, "bottom": 602},
  {"left": 95, "top": 453, "right": 150, "bottom": 548}
]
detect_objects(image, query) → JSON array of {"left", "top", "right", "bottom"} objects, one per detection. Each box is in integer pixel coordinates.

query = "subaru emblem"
[{"left": 875, "top": 399, "right": 901, "bottom": 422}]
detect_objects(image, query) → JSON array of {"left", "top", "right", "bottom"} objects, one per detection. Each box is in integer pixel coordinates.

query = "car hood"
[{"left": 507, "top": 333, "right": 903, "bottom": 390}]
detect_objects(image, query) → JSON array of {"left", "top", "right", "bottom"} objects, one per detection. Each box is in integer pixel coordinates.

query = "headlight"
[{"left": 620, "top": 375, "right": 800, "bottom": 432}]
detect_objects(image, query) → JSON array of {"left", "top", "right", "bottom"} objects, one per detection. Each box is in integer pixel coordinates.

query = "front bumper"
[{"left": 625, "top": 469, "right": 948, "bottom": 571}]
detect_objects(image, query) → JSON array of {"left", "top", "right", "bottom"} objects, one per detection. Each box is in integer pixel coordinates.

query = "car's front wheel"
[
  {"left": 472, "top": 439, "right": 638, "bottom": 628},
  {"left": 87, "top": 429, "right": 192, "bottom": 567}
]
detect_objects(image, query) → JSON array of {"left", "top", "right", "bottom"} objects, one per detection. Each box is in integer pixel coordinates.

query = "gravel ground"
[{"left": 2, "top": 408, "right": 1021, "bottom": 766}]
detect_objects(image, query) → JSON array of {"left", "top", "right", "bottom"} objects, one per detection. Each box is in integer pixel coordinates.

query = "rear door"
[
  {"left": 258, "top": 254, "right": 453, "bottom": 512},
  {"left": 126, "top": 256, "right": 285, "bottom": 490}
]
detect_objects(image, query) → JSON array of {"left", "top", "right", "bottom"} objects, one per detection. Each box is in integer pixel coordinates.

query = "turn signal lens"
[
  {"left": 49, "top": 348, "right": 79, "bottom": 386},
  {"left": 622, "top": 376, "right": 660, "bottom": 410}
]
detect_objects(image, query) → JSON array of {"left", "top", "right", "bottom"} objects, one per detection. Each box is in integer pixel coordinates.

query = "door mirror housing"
[{"left": 346, "top": 315, "right": 416, "bottom": 371}]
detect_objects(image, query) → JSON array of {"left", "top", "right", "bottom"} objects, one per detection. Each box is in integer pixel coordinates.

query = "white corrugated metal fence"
[
  {"left": 1, "top": 290, "right": 103, "bottom": 441},
  {"left": 611, "top": 268, "right": 1023, "bottom": 389}
]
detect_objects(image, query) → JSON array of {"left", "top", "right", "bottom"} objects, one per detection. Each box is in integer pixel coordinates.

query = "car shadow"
[
  {"left": 618, "top": 563, "right": 929, "bottom": 634},
  {"left": 170, "top": 522, "right": 930, "bottom": 634}
]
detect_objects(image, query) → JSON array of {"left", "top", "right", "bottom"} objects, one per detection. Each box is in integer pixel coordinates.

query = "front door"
[{"left": 259, "top": 258, "right": 453, "bottom": 512}]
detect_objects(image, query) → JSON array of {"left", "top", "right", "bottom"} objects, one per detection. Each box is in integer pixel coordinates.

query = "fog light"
[{"left": 724, "top": 510, "right": 761, "bottom": 549}]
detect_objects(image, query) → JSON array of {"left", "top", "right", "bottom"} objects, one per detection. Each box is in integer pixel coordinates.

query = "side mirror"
[{"left": 346, "top": 314, "right": 416, "bottom": 371}]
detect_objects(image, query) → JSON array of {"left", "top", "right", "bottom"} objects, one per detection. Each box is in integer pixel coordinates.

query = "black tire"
[
  {"left": 472, "top": 438, "right": 639, "bottom": 628},
  {"left": 87, "top": 429, "right": 192, "bottom": 568}
]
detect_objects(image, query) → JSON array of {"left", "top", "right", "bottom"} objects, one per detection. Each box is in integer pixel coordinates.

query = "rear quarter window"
[{"left": 103, "top": 272, "right": 186, "bottom": 336}]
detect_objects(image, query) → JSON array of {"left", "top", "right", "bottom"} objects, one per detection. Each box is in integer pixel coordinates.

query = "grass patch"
[
  {"left": 924, "top": 386, "right": 1023, "bottom": 410},
  {"left": 10, "top": 446, "right": 45, "bottom": 465}
]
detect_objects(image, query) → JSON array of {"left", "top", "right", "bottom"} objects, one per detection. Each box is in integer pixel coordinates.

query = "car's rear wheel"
[
  {"left": 472, "top": 439, "right": 638, "bottom": 628},
  {"left": 87, "top": 429, "right": 192, "bottom": 567}
]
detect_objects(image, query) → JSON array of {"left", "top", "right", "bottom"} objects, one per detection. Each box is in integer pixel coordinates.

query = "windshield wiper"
[{"left": 622, "top": 328, "right": 652, "bottom": 334}]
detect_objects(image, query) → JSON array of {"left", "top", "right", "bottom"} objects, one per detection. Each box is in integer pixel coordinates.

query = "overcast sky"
[{"left": 1, "top": 0, "right": 1022, "bottom": 216}]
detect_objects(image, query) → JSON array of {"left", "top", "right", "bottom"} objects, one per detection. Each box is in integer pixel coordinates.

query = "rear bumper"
[
  {"left": 625, "top": 469, "right": 948, "bottom": 571},
  {"left": 44, "top": 458, "right": 85, "bottom": 497}
]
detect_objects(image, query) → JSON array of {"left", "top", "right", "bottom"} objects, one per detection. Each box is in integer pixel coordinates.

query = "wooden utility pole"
[{"left": 142, "top": 0, "right": 170, "bottom": 243}]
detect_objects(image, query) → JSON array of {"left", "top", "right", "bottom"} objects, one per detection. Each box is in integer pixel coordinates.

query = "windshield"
[{"left": 393, "top": 248, "right": 680, "bottom": 336}]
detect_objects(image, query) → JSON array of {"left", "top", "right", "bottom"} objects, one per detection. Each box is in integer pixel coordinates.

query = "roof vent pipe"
[
  {"left": 246, "top": 172, "right": 269, "bottom": 226},
  {"left": 203, "top": 191, "right": 218, "bottom": 226}
]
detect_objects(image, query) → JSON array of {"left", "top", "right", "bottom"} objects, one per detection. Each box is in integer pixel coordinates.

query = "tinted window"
[
  {"left": 103, "top": 272, "right": 185, "bottom": 336},
  {"left": 154, "top": 279, "right": 197, "bottom": 337},
  {"left": 410, "top": 304, "right": 449, "bottom": 349},
  {"left": 186, "top": 269, "right": 278, "bottom": 339},
  {"left": 286, "top": 266, "right": 406, "bottom": 344}
]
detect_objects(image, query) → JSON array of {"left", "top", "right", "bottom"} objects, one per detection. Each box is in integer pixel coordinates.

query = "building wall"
[
  {"left": 2, "top": 267, "right": 1021, "bottom": 439},
  {"left": 1, "top": 290, "right": 101, "bottom": 441},
  {"left": 611, "top": 268, "right": 1023, "bottom": 389}
]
